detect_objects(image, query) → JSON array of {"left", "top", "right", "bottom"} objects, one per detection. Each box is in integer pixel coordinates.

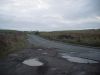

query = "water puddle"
[
  {"left": 38, "top": 49, "right": 43, "bottom": 51},
  {"left": 61, "top": 53, "right": 99, "bottom": 63},
  {"left": 70, "top": 52, "right": 76, "bottom": 54},
  {"left": 23, "top": 58, "right": 44, "bottom": 66},
  {"left": 42, "top": 52, "right": 48, "bottom": 55}
]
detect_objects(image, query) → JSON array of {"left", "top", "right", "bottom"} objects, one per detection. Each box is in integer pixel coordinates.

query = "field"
[
  {"left": 0, "top": 30, "right": 27, "bottom": 57},
  {"left": 39, "top": 29, "right": 100, "bottom": 47}
]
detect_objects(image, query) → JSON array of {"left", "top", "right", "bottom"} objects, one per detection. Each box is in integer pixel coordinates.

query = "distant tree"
[{"left": 34, "top": 31, "right": 40, "bottom": 35}]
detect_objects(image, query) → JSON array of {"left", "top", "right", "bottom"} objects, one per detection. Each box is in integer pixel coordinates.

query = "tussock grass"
[
  {"left": 0, "top": 30, "right": 27, "bottom": 57},
  {"left": 39, "top": 29, "right": 100, "bottom": 47}
]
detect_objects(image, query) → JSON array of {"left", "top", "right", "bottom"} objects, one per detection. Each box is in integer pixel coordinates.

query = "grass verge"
[
  {"left": 39, "top": 29, "right": 100, "bottom": 47},
  {"left": 0, "top": 30, "right": 28, "bottom": 57}
]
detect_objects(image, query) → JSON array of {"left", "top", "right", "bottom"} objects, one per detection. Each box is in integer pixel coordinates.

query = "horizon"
[{"left": 0, "top": 28, "right": 100, "bottom": 32}]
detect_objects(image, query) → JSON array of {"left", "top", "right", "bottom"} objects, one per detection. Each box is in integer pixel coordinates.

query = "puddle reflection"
[{"left": 61, "top": 53, "right": 99, "bottom": 63}]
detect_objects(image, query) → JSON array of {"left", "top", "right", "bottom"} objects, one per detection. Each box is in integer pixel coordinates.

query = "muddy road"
[
  {"left": 28, "top": 34, "right": 100, "bottom": 61},
  {"left": 0, "top": 34, "right": 100, "bottom": 75}
]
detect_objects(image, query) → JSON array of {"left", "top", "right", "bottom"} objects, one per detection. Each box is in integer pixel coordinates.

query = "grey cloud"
[
  {"left": 52, "top": 0, "right": 100, "bottom": 19},
  {"left": 0, "top": 0, "right": 100, "bottom": 31}
]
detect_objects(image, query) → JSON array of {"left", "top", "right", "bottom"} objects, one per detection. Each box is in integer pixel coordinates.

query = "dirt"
[
  {"left": 0, "top": 47, "right": 100, "bottom": 75},
  {"left": 0, "top": 34, "right": 100, "bottom": 75},
  {"left": 28, "top": 34, "right": 100, "bottom": 61}
]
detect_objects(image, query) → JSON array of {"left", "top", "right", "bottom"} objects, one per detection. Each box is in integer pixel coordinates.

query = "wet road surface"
[
  {"left": 28, "top": 34, "right": 100, "bottom": 62},
  {"left": 0, "top": 34, "right": 100, "bottom": 75}
]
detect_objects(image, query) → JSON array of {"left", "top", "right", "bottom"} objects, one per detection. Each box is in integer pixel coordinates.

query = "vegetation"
[
  {"left": 0, "top": 29, "right": 100, "bottom": 57},
  {"left": 39, "top": 29, "right": 100, "bottom": 47},
  {"left": 34, "top": 31, "right": 40, "bottom": 35},
  {"left": 0, "top": 30, "right": 27, "bottom": 57}
]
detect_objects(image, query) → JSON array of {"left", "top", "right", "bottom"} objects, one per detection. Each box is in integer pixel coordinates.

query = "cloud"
[{"left": 0, "top": 0, "right": 100, "bottom": 31}]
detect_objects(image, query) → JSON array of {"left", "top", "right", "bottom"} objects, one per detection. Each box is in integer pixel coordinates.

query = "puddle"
[
  {"left": 42, "top": 52, "right": 48, "bottom": 55},
  {"left": 61, "top": 53, "right": 99, "bottom": 63},
  {"left": 70, "top": 52, "right": 76, "bottom": 54},
  {"left": 23, "top": 58, "right": 44, "bottom": 66}
]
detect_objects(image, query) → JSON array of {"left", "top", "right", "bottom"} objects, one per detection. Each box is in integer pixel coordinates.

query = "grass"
[
  {"left": 0, "top": 30, "right": 27, "bottom": 57},
  {"left": 0, "top": 29, "right": 100, "bottom": 58},
  {"left": 39, "top": 29, "right": 100, "bottom": 47}
]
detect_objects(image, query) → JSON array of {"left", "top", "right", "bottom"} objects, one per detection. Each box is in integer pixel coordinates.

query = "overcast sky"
[{"left": 0, "top": 0, "right": 100, "bottom": 31}]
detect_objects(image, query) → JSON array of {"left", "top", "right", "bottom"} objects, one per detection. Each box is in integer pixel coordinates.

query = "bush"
[
  {"left": 34, "top": 31, "right": 40, "bottom": 35},
  {"left": 0, "top": 30, "right": 27, "bottom": 57}
]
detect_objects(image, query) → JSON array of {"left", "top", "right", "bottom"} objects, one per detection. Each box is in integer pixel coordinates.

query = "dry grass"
[
  {"left": 0, "top": 30, "right": 27, "bottom": 57},
  {"left": 39, "top": 29, "right": 100, "bottom": 47}
]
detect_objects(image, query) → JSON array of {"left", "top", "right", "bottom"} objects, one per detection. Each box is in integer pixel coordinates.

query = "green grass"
[
  {"left": 39, "top": 29, "right": 100, "bottom": 47},
  {"left": 0, "top": 30, "right": 27, "bottom": 57}
]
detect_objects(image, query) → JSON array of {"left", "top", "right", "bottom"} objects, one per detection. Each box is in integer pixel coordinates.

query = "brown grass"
[
  {"left": 39, "top": 29, "right": 100, "bottom": 47},
  {"left": 0, "top": 30, "right": 27, "bottom": 57}
]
